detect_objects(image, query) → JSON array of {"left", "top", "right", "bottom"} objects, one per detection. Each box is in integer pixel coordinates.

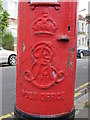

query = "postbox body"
[{"left": 15, "top": 0, "right": 77, "bottom": 119}]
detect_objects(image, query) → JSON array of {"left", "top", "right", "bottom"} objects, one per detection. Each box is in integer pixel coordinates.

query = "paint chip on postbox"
[{"left": 30, "top": 0, "right": 58, "bottom": 3}]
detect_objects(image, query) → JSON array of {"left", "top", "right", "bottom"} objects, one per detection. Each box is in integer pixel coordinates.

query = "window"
[
  {"left": 14, "top": 37, "right": 17, "bottom": 44},
  {"left": 82, "top": 38, "right": 84, "bottom": 45},
  {"left": 88, "top": 24, "right": 90, "bottom": 34},
  {"left": 82, "top": 23, "right": 84, "bottom": 32},
  {"left": 78, "top": 39, "right": 81, "bottom": 46},
  {"left": 78, "top": 22, "right": 80, "bottom": 32}
]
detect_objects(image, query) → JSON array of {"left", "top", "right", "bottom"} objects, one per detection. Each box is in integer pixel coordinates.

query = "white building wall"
[
  {"left": 78, "top": 35, "right": 86, "bottom": 46},
  {"left": 3, "top": 0, "right": 18, "bottom": 19},
  {"left": 78, "top": 18, "right": 87, "bottom": 47}
]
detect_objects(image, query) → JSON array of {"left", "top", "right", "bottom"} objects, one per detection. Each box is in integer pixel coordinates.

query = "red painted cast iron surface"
[{"left": 16, "top": 0, "right": 77, "bottom": 116}]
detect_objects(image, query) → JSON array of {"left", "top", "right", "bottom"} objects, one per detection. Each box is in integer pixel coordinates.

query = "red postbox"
[{"left": 14, "top": 0, "right": 77, "bottom": 119}]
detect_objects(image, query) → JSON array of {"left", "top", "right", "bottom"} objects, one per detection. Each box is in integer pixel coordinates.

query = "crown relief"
[{"left": 32, "top": 13, "right": 57, "bottom": 36}]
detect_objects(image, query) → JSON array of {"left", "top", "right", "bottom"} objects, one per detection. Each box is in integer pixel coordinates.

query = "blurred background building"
[
  {"left": 3, "top": 0, "right": 18, "bottom": 51},
  {"left": 78, "top": 15, "right": 87, "bottom": 47},
  {"left": 2, "top": 0, "right": 90, "bottom": 50},
  {"left": 77, "top": 1, "right": 90, "bottom": 48},
  {"left": 85, "top": 1, "right": 90, "bottom": 48}
]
